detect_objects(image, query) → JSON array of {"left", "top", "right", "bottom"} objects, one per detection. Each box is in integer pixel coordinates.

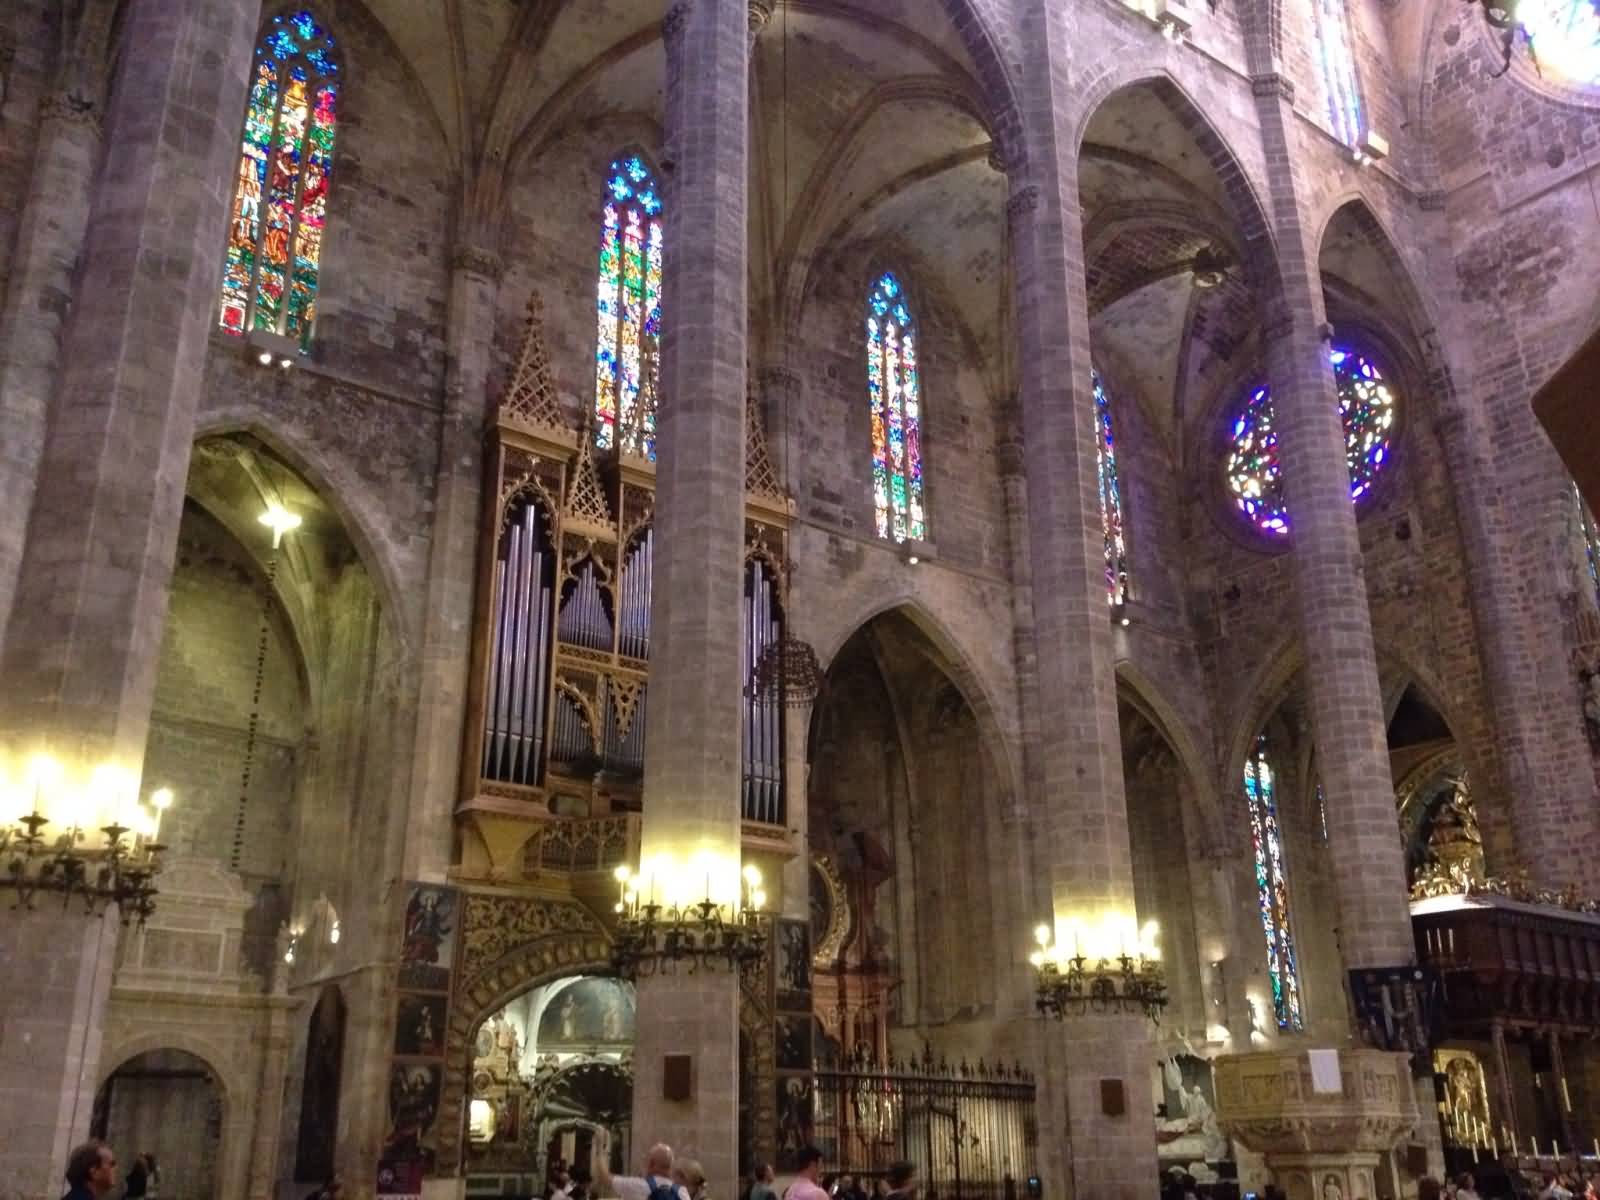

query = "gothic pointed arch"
[{"left": 219, "top": 9, "right": 341, "bottom": 350}]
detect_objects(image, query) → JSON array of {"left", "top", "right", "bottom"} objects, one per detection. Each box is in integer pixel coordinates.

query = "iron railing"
[{"left": 813, "top": 1051, "right": 1037, "bottom": 1200}]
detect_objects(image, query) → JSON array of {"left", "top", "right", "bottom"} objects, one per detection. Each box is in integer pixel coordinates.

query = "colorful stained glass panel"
[
  {"left": 593, "top": 155, "right": 663, "bottom": 460},
  {"left": 1224, "top": 345, "right": 1398, "bottom": 536},
  {"left": 866, "top": 272, "right": 925, "bottom": 542},
  {"left": 1093, "top": 371, "right": 1129, "bottom": 605},
  {"left": 218, "top": 11, "right": 338, "bottom": 349},
  {"left": 1245, "top": 737, "right": 1303, "bottom": 1031},
  {"left": 1316, "top": 0, "right": 1364, "bottom": 146},
  {"left": 1519, "top": 0, "right": 1600, "bottom": 84}
]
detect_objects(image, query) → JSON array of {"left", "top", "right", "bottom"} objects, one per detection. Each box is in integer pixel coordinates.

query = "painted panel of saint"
[
  {"left": 395, "top": 993, "right": 447, "bottom": 1058},
  {"left": 398, "top": 884, "right": 457, "bottom": 993},
  {"left": 538, "top": 978, "right": 635, "bottom": 1046}
]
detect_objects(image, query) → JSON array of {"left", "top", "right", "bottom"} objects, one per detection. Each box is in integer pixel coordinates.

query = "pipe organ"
[{"left": 457, "top": 295, "right": 796, "bottom": 877}]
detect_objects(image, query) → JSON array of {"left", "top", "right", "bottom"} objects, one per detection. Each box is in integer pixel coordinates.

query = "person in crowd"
[
  {"left": 592, "top": 1133, "right": 691, "bottom": 1200},
  {"left": 677, "top": 1159, "right": 708, "bottom": 1200},
  {"left": 1541, "top": 1170, "right": 1575, "bottom": 1200},
  {"left": 62, "top": 1141, "right": 118, "bottom": 1200},
  {"left": 782, "top": 1147, "right": 829, "bottom": 1200},
  {"left": 883, "top": 1162, "right": 917, "bottom": 1200},
  {"left": 547, "top": 1165, "right": 574, "bottom": 1200},
  {"left": 312, "top": 1173, "right": 345, "bottom": 1200},
  {"left": 124, "top": 1152, "right": 150, "bottom": 1198},
  {"left": 1455, "top": 1172, "right": 1483, "bottom": 1200},
  {"left": 1418, "top": 1179, "right": 1443, "bottom": 1200},
  {"left": 749, "top": 1162, "right": 777, "bottom": 1200}
]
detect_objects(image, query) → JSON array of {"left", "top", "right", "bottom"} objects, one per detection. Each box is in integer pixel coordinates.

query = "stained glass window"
[
  {"left": 1224, "top": 344, "right": 1398, "bottom": 536},
  {"left": 867, "top": 271, "right": 925, "bottom": 542},
  {"left": 219, "top": 10, "right": 339, "bottom": 351},
  {"left": 1093, "top": 370, "right": 1129, "bottom": 605},
  {"left": 1576, "top": 483, "right": 1600, "bottom": 607},
  {"left": 1518, "top": 0, "right": 1600, "bottom": 84},
  {"left": 594, "top": 154, "right": 665, "bottom": 460},
  {"left": 1314, "top": 0, "right": 1365, "bottom": 146},
  {"left": 1245, "top": 735, "right": 1303, "bottom": 1031}
]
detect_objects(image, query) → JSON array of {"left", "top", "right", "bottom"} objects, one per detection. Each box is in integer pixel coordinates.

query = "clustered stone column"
[
  {"left": 630, "top": 1, "right": 749, "bottom": 1195},
  {"left": 1215, "top": 74, "right": 1428, "bottom": 1199},
  {"left": 1007, "top": 9, "right": 1157, "bottom": 1196},
  {"left": 0, "top": 0, "right": 261, "bottom": 1196}
]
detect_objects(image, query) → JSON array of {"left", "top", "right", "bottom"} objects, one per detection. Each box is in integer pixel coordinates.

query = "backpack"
[{"left": 648, "top": 1176, "right": 679, "bottom": 1200}]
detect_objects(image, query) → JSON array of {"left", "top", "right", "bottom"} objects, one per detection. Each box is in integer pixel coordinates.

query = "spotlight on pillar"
[
  {"left": 1111, "top": 599, "right": 1132, "bottom": 628},
  {"left": 0, "top": 756, "right": 170, "bottom": 923},
  {"left": 610, "top": 862, "right": 768, "bottom": 978},
  {"left": 900, "top": 537, "right": 934, "bottom": 567},
  {"left": 257, "top": 350, "right": 274, "bottom": 366},
  {"left": 1030, "top": 915, "right": 1168, "bottom": 1021},
  {"left": 279, "top": 357, "right": 293, "bottom": 370},
  {"left": 258, "top": 502, "right": 302, "bottom": 549}
]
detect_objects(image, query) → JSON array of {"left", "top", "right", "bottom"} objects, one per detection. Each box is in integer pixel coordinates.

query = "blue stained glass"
[
  {"left": 1245, "top": 736, "right": 1303, "bottom": 1031},
  {"left": 1577, "top": 483, "right": 1600, "bottom": 608},
  {"left": 593, "top": 155, "right": 664, "bottom": 459},
  {"left": 1093, "top": 370, "right": 1129, "bottom": 606},
  {"left": 867, "top": 272, "right": 924, "bottom": 542},
  {"left": 1520, "top": 0, "right": 1600, "bottom": 83}
]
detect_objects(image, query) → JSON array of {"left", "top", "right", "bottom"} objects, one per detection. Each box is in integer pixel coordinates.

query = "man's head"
[
  {"left": 66, "top": 1142, "right": 116, "bottom": 1196},
  {"left": 886, "top": 1162, "right": 916, "bottom": 1194},
  {"left": 1456, "top": 1174, "right": 1475, "bottom": 1191},
  {"left": 797, "top": 1146, "right": 824, "bottom": 1182},
  {"left": 646, "top": 1144, "right": 675, "bottom": 1176},
  {"left": 756, "top": 1164, "right": 775, "bottom": 1184}
]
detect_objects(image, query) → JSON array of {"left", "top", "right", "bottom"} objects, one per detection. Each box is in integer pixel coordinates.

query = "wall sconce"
[{"left": 610, "top": 859, "right": 768, "bottom": 978}]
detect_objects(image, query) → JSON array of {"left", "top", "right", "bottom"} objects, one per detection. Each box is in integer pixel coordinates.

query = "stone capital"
[
  {"left": 1251, "top": 72, "right": 1296, "bottom": 103},
  {"left": 451, "top": 244, "right": 505, "bottom": 281},
  {"left": 748, "top": 0, "right": 775, "bottom": 37}
]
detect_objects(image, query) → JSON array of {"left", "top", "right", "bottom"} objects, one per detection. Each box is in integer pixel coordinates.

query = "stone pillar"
[
  {"left": 0, "top": 90, "right": 102, "bottom": 645},
  {"left": 247, "top": 995, "right": 297, "bottom": 1200},
  {"left": 402, "top": 243, "right": 503, "bottom": 883},
  {"left": 0, "top": 908, "right": 118, "bottom": 1200},
  {"left": 1249, "top": 80, "right": 1413, "bottom": 973},
  {"left": 631, "top": 2, "right": 748, "bottom": 1197},
  {"left": 0, "top": 1, "right": 260, "bottom": 1196},
  {"left": 1007, "top": 10, "right": 1154, "bottom": 1194}
]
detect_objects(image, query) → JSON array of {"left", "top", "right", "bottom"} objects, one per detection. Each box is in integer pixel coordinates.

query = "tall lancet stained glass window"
[
  {"left": 219, "top": 10, "right": 339, "bottom": 350},
  {"left": 594, "top": 154, "right": 665, "bottom": 460},
  {"left": 1518, "top": 0, "right": 1600, "bottom": 84},
  {"left": 1225, "top": 344, "right": 1398, "bottom": 536},
  {"left": 867, "top": 272, "right": 925, "bottom": 542},
  {"left": 1245, "top": 735, "right": 1303, "bottom": 1031},
  {"left": 1093, "top": 371, "right": 1129, "bottom": 605},
  {"left": 1576, "top": 482, "right": 1600, "bottom": 607},
  {"left": 1314, "top": 0, "right": 1364, "bottom": 146}
]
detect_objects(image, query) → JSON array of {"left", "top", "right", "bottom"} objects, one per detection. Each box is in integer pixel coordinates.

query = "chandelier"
[
  {"left": 610, "top": 863, "right": 768, "bottom": 977},
  {"left": 1030, "top": 919, "right": 1168, "bottom": 1021},
  {"left": 2, "top": 758, "right": 172, "bottom": 923},
  {"left": 750, "top": 633, "right": 825, "bottom": 707}
]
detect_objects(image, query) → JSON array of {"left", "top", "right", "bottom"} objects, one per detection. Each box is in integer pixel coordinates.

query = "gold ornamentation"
[
  {"left": 564, "top": 432, "right": 613, "bottom": 528},
  {"left": 501, "top": 293, "right": 568, "bottom": 434},
  {"left": 811, "top": 854, "right": 851, "bottom": 967},
  {"left": 606, "top": 676, "right": 645, "bottom": 740}
]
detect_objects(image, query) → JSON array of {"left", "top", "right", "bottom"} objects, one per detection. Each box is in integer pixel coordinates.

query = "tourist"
[
  {"left": 783, "top": 1147, "right": 829, "bottom": 1200},
  {"left": 548, "top": 1165, "right": 575, "bottom": 1200},
  {"left": 593, "top": 1134, "right": 691, "bottom": 1200},
  {"left": 1455, "top": 1172, "right": 1483, "bottom": 1200},
  {"left": 311, "top": 1174, "right": 345, "bottom": 1200},
  {"left": 1418, "top": 1179, "right": 1443, "bottom": 1200},
  {"left": 883, "top": 1162, "right": 917, "bottom": 1200},
  {"left": 62, "top": 1141, "right": 118, "bottom": 1200},
  {"left": 678, "top": 1159, "right": 708, "bottom": 1200},
  {"left": 750, "top": 1163, "right": 778, "bottom": 1200},
  {"left": 124, "top": 1152, "right": 150, "bottom": 1198},
  {"left": 143, "top": 1153, "right": 161, "bottom": 1199},
  {"left": 1541, "top": 1171, "right": 1575, "bottom": 1200}
]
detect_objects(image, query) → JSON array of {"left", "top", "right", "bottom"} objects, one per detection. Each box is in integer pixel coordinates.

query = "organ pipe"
[
  {"left": 741, "top": 558, "right": 785, "bottom": 824},
  {"left": 481, "top": 495, "right": 556, "bottom": 786},
  {"left": 559, "top": 559, "right": 615, "bottom": 652}
]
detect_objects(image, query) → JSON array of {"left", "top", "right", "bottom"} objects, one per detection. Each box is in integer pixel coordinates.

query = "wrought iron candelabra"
[
  {"left": 610, "top": 864, "right": 768, "bottom": 978},
  {"left": 1030, "top": 922, "right": 1168, "bottom": 1021},
  {"left": 2, "top": 813, "right": 167, "bottom": 923}
]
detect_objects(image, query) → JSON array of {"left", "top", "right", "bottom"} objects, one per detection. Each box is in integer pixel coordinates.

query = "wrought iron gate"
[{"left": 813, "top": 1052, "right": 1037, "bottom": 1200}]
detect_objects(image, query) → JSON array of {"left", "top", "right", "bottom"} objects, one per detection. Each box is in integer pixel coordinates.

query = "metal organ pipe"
[
  {"left": 741, "top": 559, "right": 785, "bottom": 825},
  {"left": 481, "top": 498, "right": 554, "bottom": 787}
]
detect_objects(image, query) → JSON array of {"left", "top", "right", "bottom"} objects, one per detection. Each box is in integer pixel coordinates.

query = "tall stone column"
[
  {"left": 1250, "top": 79, "right": 1414, "bottom": 973},
  {"left": 402, "top": 241, "right": 502, "bottom": 883},
  {"left": 1008, "top": 10, "right": 1155, "bottom": 1196},
  {"left": 631, "top": 2, "right": 748, "bottom": 1196},
  {"left": 0, "top": 91, "right": 103, "bottom": 645},
  {"left": 0, "top": 1, "right": 260, "bottom": 1197}
]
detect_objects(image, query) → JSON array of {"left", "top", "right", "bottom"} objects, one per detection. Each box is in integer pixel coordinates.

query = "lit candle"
[
  {"left": 1471, "top": 1144, "right": 1478, "bottom": 1163},
  {"left": 1592, "top": 1137, "right": 1598, "bottom": 1157},
  {"left": 1530, "top": 1135, "right": 1537, "bottom": 1157}
]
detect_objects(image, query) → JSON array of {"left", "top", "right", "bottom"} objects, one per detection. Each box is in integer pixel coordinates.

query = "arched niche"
[{"left": 92, "top": 1048, "right": 226, "bottom": 1200}]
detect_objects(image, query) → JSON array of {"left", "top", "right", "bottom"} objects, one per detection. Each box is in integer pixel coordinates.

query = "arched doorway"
[
  {"left": 92, "top": 1049, "right": 223, "bottom": 1200},
  {"left": 464, "top": 975, "right": 635, "bottom": 1196}
]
